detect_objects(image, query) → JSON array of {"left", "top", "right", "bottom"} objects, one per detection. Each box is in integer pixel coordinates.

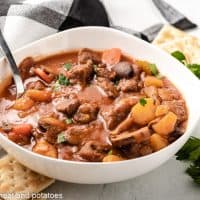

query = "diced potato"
[
  {"left": 26, "top": 89, "right": 52, "bottom": 102},
  {"left": 131, "top": 98, "right": 156, "bottom": 125},
  {"left": 152, "top": 112, "right": 177, "bottom": 135},
  {"left": 144, "top": 76, "right": 163, "bottom": 87},
  {"left": 103, "top": 155, "right": 123, "bottom": 162},
  {"left": 135, "top": 60, "right": 152, "bottom": 75},
  {"left": 155, "top": 105, "right": 169, "bottom": 117},
  {"left": 150, "top": 134, "right": 168, "bottom": 151},
  {"left": 12, "top": 96, "right": 34, "bottom": 111},
  {"left": 32, "top": 139, "right": 57, "bottom": 158}
]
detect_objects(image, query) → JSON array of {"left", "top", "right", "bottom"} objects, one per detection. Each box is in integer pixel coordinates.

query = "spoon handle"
[{"left": 0, "top": 29, "right": 24, "bottom": 98}]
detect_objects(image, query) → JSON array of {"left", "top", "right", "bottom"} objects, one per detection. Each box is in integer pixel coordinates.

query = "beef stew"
[{"left": 0, "top": 48, "right": 188, "bottom": 162}]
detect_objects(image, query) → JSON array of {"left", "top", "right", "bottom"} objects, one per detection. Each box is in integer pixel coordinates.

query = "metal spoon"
[{"left": 0, "top": 29, "right": 24, "bottom": 98}]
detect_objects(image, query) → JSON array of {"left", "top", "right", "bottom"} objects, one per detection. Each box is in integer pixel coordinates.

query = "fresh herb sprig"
[
  {"left": 171, "top": 50, "right": 200, "bottom": 79},
  {"left": 176, "top": 137, "right": 200, "bottom": 184}
]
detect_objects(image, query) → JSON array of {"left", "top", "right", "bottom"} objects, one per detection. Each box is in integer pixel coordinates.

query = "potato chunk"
[
  {"left": 33, "top": 139, "right": 57, "bottom": 158},
  {"left": 150, "top": 134, "right": 168, "bottom": 151},
  {"left": 103, "top": 155, "right": 123, "bottom": 162},
  {"left": 155, "top": 105, "right": 169, "bottom": 117},
  {"left": 152, "top": 112, "right": 177, "bottom": 135},
  {"left": 131, "top": 98, "right": 156, "bottom": 125},
  {"left": 144, "top": 76, "right": 163, "bottom": 87}
]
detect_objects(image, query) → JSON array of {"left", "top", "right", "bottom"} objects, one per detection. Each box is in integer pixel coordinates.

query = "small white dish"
[{"left": 0, "top": 27, "right": 200, "bottom": 184}]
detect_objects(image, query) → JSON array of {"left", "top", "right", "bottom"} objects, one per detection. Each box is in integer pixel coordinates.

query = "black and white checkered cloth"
[
  {"left": 0, "top": 0, "right": 112, "bottom": 50},
  {"left": 0, "top": 0, "right": 196, "bottom": 52}
]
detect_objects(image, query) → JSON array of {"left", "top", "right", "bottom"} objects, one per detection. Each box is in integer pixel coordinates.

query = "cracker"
[
  {"left": 153, "top": 25, "right": 200, "bottom": 64},
  {"left": 152, "top": 25, "right": 186, "bottom": 45},
  {"left": 0, "top": 155, "right": 54, "bottom": 200}
]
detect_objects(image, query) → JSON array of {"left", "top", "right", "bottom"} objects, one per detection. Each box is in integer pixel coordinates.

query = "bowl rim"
[{"left": 0, "top": 26, "right": 200, "bottom": 166}]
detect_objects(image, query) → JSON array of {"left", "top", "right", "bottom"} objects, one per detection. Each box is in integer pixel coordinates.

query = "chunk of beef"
[
  {"left": 112, "top": 61, "right": 133, "bottom": 78},
  {"left": 132, "top": 63, "right": 141, "bottom": 77},
  {"left": 38, "top": 117, "right": 66, "bottom": 143},
  {"left": 78, "top": 48, "right": 101, "bottom": 64},
  {"left": 96, "top": 77, "right": 118, "bottom": 98},
  {"left": 64, "top": 125, "right": 90, "bottom": 145},
  {"left": 78, "top": 141, "right": 111, "bottom": 162},
  {"left": 162, "top": 100, "right": 187, "bottom": 122},
  {"left": 67, "top": 63, "right": 94, "bottom": 85},
  {"left": 117, "top": 78, "right": 138, "bottom": 92},
  {"left": 74, "top": 103, "right": 99, "bottom": 124},
  {"left": 95, "top": 64, "right": 116, "bottom": 80},
  {"left": 158, "top": 88, "right": 180, "bottom": 101},
  {"left": 58, "top": 145, "right": 78, "bottom": 160},
  {"left": 101, "top": 97, "right": 138, "bottom": 130},
  {"left": 110, "top": 127, "right": 151, "bottom": 147},
  {"left": 19, "top": 57, "right": 34, "bottom": 79},
  {"left": 26, "top": 80, "right": 46, "bottom": 90},
  {"left": 56, "top": 98, "right": 80, "bottom": 116},
  {"left": 139, "top": 145, "right": 153, "bottom": 156},
  {"left": 143, "top": 86, "right": 160, "bottom": 105}
]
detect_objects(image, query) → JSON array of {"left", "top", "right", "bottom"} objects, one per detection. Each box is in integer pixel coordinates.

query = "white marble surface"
[{"left": 1, "top": 0, "right": 200, "bottom": 199}]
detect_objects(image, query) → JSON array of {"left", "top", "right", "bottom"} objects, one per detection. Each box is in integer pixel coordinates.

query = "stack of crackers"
[
  {"left": 153, "top": 25, "right": 200, "bottom": 64},
  {"left": 0, "top": 24, "right": 199, "bottom": 200}
]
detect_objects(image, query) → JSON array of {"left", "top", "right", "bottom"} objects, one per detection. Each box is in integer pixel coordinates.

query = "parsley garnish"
[
  {"left": 171, "top": 51, "right": 186, "bottom": 64},
  {"left": 58, "top": 74, "right": 70, "bottom": 86},
  {"left": 108, "top": 150, "right": 113, "bottom": 155},
  {"left": 139, "top": 98, "right": 147, "bottom": 106},
  {"left": 149, "top": 63, "right": 159, "bottom": 76},
  {"left": 171, "top": 50, "right": 200, "bottom": 79},
  {"left": 66, "top": 118, "right": 73, "bottom": 124},
  {"left": 187, "top": 64, "right": 200, "bottom": 79},
  {"left": 176, "top": 137, "right": 200, "bottom": 185},
  {"left": 57, "top": 132, "right": 66, "bottom": 143},
  {"left": 64, "top": 63, "right": 72, "bottom": 71}
]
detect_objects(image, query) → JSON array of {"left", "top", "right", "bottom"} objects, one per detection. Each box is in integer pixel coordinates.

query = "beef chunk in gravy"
[
  {"left": 74, "top": 103, "right": 99, "bottom": 124},
  {"left": 96, "top": 77, "right": 118, "bottom": 98}
]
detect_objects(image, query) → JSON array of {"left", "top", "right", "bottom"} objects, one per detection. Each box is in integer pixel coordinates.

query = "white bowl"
[{"left": 0, "top": 27, "right": 200, "bottom": 184}]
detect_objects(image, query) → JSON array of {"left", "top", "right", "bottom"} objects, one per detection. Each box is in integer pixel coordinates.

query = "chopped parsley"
[
  {"left": 57, "top": 132, "right": 66, "bottom": 143},
  {"left": 149, "top": 63, "right": 159, "bottom": 76},
  {"left": 176, "top": 137, "right": 200, "bottom": 185},
  {"left": 64, "top": 63, "right": 72, "bottom": 71},
  {"left": 108, "top": 150, "right": 113, "bottom": 155},
  {"left": 139, "top": 98, "right": 147, "bottom": 106},
  {"left": 171, "top": 51, "right": 186, "bottom": 64},
  {"left": 66, "top": 118, "right": 73, "bottom": 124},
  {"left": 58, "top": 74, "right": 70, "bottom": 86}
]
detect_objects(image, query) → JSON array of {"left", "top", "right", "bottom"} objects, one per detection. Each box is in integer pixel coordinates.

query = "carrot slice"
[
  {"left": 12, "top": 96, "right": 34, "bottom": 111},
  {"left": 26, "top": 89, "right": 52, "bottom": 102},
  {"left": 12, "top": 124, "right": 33, "bottom": 136},
  {"left": 102, "top": 48, "right": 121, "bottom": 65},
  {"left": 34, "top": 68, "right": 53, "bottom": 83}
]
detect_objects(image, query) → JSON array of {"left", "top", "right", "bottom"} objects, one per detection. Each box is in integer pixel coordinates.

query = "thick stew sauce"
[{"left": 0, "top": 48, "right": 188, "bottom": 162}]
